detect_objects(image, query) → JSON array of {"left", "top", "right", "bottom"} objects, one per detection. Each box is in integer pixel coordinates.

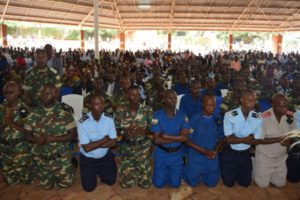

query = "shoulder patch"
[
  {"left": 184, "top": 116, "right": 189, "bottom": 123},
  {"left": 260, "top": 111, "right": 272, "bottom": 118},
  {"left": 231, "top": 111, "right": 238, "bottom": 117},
  {"left": 252, "top": 112, "right": 258, "bottom": 118},
  {"left": 49, "top": 67, "right": 58, "bottom": 74},
  {"left": 215, "top": 118, "right": 222, "bottom": 126},
  {"left": 151, "top": 118, "right": 158, "bottom": 125},
  {"left": 79, "top": 115, "right": 89, "bottom": 123},
  {"left": 19, "top": 107, "right": 29, "bottom": 118}
]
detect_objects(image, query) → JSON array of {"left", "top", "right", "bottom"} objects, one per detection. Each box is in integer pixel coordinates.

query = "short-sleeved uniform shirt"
[
  {"left": 224, "top": 107, "right": 263, "bottom": 151},
  {"left": 151, "top": 109, "right": 190, "bottom": 148},
  {"left": 77, "top": 112, "right": 117, "bottom": 159}
]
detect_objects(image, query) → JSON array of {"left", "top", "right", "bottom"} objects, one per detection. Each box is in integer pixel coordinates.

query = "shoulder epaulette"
[
  {"left": 79, "top": 115, "right": 89, "bottom": 123},
  {"left": 231, "top": 111, "right": 238, "bottom": 117},
  {"left": 252, "top": 112, "right": 258, "bottom": 118},
  {"left": 286, "top": 110, "right": 294, "bottom": 116},
  {"left": 260, "top": 111, "right": 272, "bottom": 118},
  {"left": 104, "top": 113, "right": 113, "bottom": 118},
  {"left": 49, "top": 67, "right": 58, "bottom": 74}
]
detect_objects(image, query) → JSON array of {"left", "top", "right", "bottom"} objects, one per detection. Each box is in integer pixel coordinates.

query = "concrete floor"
[{"left": 0, "top": 166, "right": 299, "bottom": 200}]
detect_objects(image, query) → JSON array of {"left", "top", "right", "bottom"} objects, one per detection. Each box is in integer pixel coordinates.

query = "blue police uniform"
[
  {"left": 179, "top": 93, "right": 202, "bottom": 119},
  {"left": 77, "top": 112, "right": 117, "bottom": 191},
  {"left": 183, "top": 113, "right": 223, "bottom": 187},
  {"left": 295, "top": 110, "right": 300, "bottom": 129},
  {"left": 221, "top": 107, "right": 262, "bottom": 187},
  {"left": 151, "top": 109, "right": 190, "bottom": 188},
  {"left": 173, "top": 83, "right": 190, "bottom": 95},
  {"left": 180, "top": 93, "right": 222, "bottom": 119}
]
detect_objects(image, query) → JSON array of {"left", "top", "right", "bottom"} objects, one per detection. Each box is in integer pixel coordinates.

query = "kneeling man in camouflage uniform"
[{"left": 23, "top": 84, "right": 77, "bottom": 189}]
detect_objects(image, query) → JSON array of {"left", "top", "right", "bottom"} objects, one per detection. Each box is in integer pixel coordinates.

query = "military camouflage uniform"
[
  {"left": 23, "top": 67, "right": 62, "bottom": 104},
  {"left": 144, "top": 80, "right": 167, "bottom": 111},
  {"left": 258, "top": 88, "right": 277, "bottom": 101},
  {"left": 115, "top": 104, "right": 153, "bottom": 188},
  {"left": 287, "top": 93, "right": 300, "bottom": 110},
  {"left": 24, "top": 102, "right": 76, "bottom": 189},
  {"left": 220, "top": 91, "right": 241, "bottom": 114},
  {"left": 0, "top": 100, "right": 33, "bottom": 185},
  {"left": 82, "top": 91, "right": 114, "bottom": 117},
  {"left": 112, "top": 90, "right": 129, "bottom": 111}
]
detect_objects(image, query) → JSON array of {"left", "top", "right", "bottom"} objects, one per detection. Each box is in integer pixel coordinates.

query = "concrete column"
[
  {"left": 272, "top": 34, "right": 283, "bottom": 54},
  {"left": 229, "top": 33, "right": 233, "bottom": 51},
  {"left": 94, "top": 0, "right": 99, "bottom": 60},
  {"left": 1, "top": 24, "right": 8, "bottom": 48},
  {"left": 119, "top": 31, "right": 125, "bottom": 50},
  {"left": 168, "top": 32, "right": 171, "bottom": 50},
  {"left": 80, "top": 29, "right": 85, "bottom": 51}
]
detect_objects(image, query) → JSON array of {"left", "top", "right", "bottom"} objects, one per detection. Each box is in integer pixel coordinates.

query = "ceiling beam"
[
  {"left": 0, "top": 2, "right": 114, "bottom": 17},
  {"left": 79, "top": 9, "right": 94, "bottom": 27},
  {"left": 4, "top": 16, "right": 120, "bottom": 29},
  {"left": 169, "top": 0, "right": 175, "bottom": 30},
  {"left": 111, "top": 0, "right": 124, "bottom": 31},
  {"left": 229, "top": 0, "right": 257, "bottom": 30},
  {"left": 0, "top": 0, "right": 10, "bottom": 22},
  {"left": 115, "top": 3, "right": 300, "bottom": 11},
  {"left": 273, "top": 9, "right": 300, "bottom": 32},
  {"left": 118, "top": 10, "right": 294, "bottom": 17}
]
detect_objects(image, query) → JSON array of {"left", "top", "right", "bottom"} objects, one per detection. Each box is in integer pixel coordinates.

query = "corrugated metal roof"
[{"left": 0, "top": 0, "right": 299, "bottom": 32}]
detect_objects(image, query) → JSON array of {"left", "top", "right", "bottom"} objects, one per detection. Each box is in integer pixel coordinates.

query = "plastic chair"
[
  {"left": 221, "top": 89, "right": 229, "bottom": 98},
  {"left": 62, "top": 94, "right": 84, "bottom": 121},
  {"left": 176, "top": 94, "right": 185, "bottom": 110}
]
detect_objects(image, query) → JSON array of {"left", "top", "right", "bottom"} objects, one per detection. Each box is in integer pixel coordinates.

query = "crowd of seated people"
[{"left": 0, "top": 44, "right": 299, "bottom": 191}]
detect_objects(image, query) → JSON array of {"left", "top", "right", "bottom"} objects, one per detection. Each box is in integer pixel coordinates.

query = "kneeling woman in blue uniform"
[
  {"left": 183, "top": 94, "right": 224, "bottom": 187},
  {"left": 151, "top": 90, "right": 190, "bottom": 188}
]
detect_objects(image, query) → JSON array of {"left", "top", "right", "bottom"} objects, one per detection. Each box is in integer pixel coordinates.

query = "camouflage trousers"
[
  {"left": 119, "top": 138, "right": 152, "bottom": 188},
  {"left": 35, "top": 150, "right": 75, "bottom": 189},
  {"left": 2, "top": 152, "right": 34, "bottom": 185}
]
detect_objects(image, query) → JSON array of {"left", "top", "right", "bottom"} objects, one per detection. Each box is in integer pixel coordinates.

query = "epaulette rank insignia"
[
  {"left": 260, "top": 111, "right": 271, "bottom": 118},
  {"left": 79, "top": 115, "right": 89, "bottom": 123},
  {"left": 252, "top": 113, "right": 258, "bottom": 118},
  {"left": 231, "top": 111, "right": 238, "bottom": 117},
  {"left": 215, "top": 118, "right": 222, "bottom": 125}
]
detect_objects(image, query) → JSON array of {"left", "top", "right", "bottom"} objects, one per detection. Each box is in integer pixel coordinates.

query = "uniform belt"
[
  {"left": 1, "top": 138, "right": 24, "bottom": 146},
  {"left": 229, "top": 147, "right": 250, "bottom": 154},
  {"left": 157, "top": 144, "right": 182, "bottom": 153}
]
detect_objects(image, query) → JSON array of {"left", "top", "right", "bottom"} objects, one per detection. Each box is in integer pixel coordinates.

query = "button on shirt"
[
  {"left": 224, "top": 107, "right": 263, "bottom": 151},
  {"left": 78, "top": 112, "right": 117, "bottom": 159}
]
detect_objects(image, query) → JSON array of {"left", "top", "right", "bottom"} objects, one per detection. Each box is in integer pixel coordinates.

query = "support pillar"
[
  {"left": 168, "top": 32, "right": 171, "bottom": 50},
  {"left": 1, "top": 24, "right": 8, "bottom": 48},
  {"left": 272, "top": 34, "right": 283, "bottom": 54},
  {"left": 119, "top": 31, "right": 125, "bottom": 50},
  {"left": 94, "top": 0, "right": 99, "bottom": 60},
  {"left": 80, "top": 29, "right": 85, "bottom": 51},
  {"left": 229, "top": 33, "right": 233, "bottom": 51}
]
